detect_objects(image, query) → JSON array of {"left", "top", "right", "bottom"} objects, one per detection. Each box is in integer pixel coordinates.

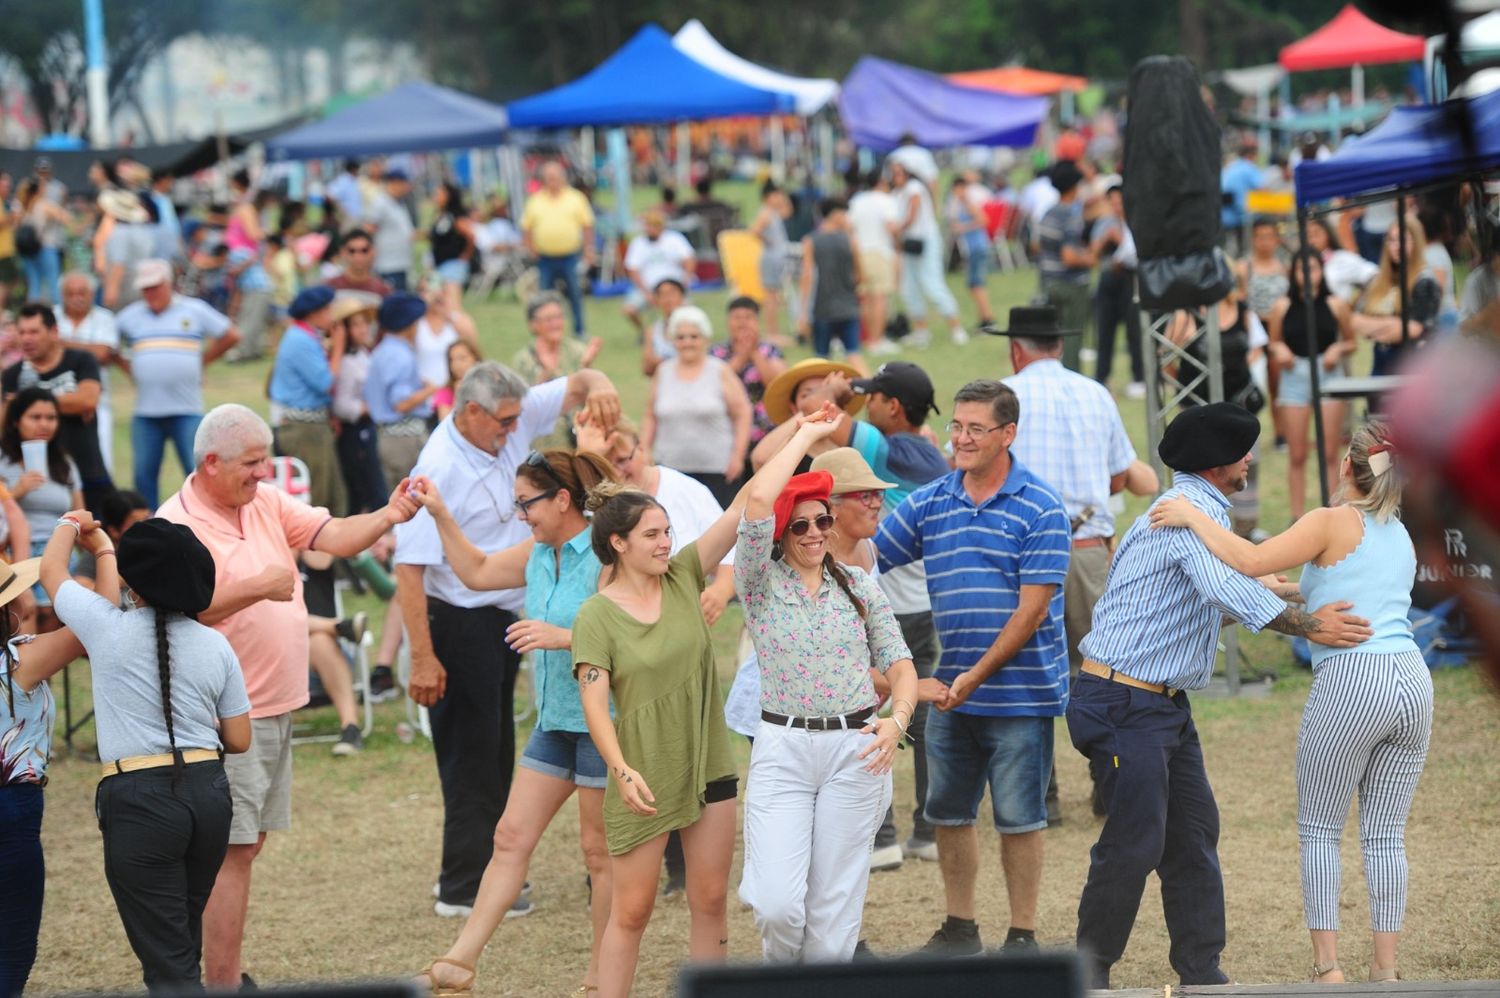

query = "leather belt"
[
  {"left": 761, "top": 706, "right": 876, "bottom": 732},
  {"left": 101, "top": 748, "right": 222, "bottom": 780},
  {"left": 1081, "top": 660, "right": 1179, "bottom": 698},
  {"left": 1072, "top": 537, "right": 1110, "bottom": 549}
]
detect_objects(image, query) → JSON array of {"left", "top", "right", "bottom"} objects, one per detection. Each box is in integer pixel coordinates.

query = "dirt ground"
[{"left": 27, "top": 664, "right": 1500, "bottom": 996}]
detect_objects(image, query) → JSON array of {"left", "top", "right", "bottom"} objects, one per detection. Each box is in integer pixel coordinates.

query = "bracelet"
[
  {"left": 95, "top": 549, "right": 116, "bottom": 558},
  {"left": 891, "top": 698, "right": 917, "bottom": 716},
  {"left": 55, "top": 517, "right": 81, "bottom": 536}
]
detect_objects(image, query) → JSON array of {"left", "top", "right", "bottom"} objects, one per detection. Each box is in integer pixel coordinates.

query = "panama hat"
[
  {"left": 0, "top": 558, "right": 40, "bottom": 609},
  {"left": 763, "top": 358, "right": 867, "bottom": 426}
]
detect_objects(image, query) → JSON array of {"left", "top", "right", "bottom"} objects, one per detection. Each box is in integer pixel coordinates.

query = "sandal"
[
  {"left": 1311, "top": 959, "right": 1342, "bottom": 983},
  {"left": 415, "top": 957, "right": 475, "bottom": 997},
  {"left": 1370, "top": 966, "right": 1399, "bottom": 982},
  {"left": 572, "top": 987, "right": 599, "bottom": 996}
]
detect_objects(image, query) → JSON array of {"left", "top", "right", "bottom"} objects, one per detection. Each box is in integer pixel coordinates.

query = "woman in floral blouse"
[{"left": 734, "top": 402, "right": 918, "bottom": 962}]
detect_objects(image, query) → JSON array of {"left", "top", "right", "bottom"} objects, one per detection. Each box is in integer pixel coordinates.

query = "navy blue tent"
[
  {"left": 1295, "top": 89, "right": 1500, "bottom": 206},
  {"left": 265, "top": 82, "right": 509, "bottom": 161},
  {"left": 507, "top": 24, "right": 794, "bottom": 128}
]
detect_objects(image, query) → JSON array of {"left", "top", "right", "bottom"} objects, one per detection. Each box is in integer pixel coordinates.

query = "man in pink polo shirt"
[{"left": 157, "top": 402, "right": 423, "bottom": 989}]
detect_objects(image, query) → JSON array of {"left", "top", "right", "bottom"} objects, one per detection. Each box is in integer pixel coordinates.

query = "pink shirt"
[{"left": 158, "top": 475, "right": 332, "bottom": 719}]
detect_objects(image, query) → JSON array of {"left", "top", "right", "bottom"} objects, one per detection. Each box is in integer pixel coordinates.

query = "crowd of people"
[{"left": 0, "top": 134, "right": 1453, "bottom": 998}]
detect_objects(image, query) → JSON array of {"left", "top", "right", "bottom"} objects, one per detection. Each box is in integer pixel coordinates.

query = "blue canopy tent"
[
  {"left": 506, "top": 24, "right": 795, "bottom": 128},
  {"left": 1294, "top": 87, "right": 1500, "bottom": 206},
  {"left": 838, "top": 57, "right": 1049, "bottom": 151},
  {"left": 265, "top": 81, "right": 510, "bottom": 160}
]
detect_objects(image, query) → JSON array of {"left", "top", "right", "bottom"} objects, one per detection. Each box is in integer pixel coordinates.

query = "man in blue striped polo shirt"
[
  {"left": 875, "top": 378, "right": 1070, "bottom": 956},
  {"left": 1070, "top": 402, "right": 1373, "bottom": 990}
]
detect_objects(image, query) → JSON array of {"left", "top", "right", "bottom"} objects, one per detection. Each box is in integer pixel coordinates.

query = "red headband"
[{"left": 773, "top": 471, "right": 834, "bottom": 540}]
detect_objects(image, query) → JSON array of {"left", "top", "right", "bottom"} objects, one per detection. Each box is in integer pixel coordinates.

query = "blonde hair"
[
  {"left": 1337, "top": 418, "right": 1402, "bottom": 522},
  {"left": 1364, "top": 217, "right": 1427, "bottom": 307}
]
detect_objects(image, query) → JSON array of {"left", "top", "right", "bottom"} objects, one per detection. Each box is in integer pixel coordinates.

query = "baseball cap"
[
  {"left": 134, "top": 259, "right": 173, "bottom": 291},
  {"left": 850, "top": 362, "right": 939, "bottom": 420}
]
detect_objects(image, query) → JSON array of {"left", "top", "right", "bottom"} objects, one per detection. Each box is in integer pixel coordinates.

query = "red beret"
[{"left": 773, "top": 471, "right": 834, "bottom": 540}]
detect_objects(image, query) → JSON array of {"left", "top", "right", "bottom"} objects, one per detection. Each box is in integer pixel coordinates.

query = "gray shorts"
[{"left": 224, "top": 714, "right": 293, "bottom": 844}]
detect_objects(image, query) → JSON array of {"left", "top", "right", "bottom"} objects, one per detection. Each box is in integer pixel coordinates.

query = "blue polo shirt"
[
  {"left": 874, "top": 459, "right": 1071, "bottom": 717},
  {"left": 268, "top": 322, "right": 333, "bottom": 411},
  {"left": 364, "top": 334, "right": 428, "bottom": 425}
]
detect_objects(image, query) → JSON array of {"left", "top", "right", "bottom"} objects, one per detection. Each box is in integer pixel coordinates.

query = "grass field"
[{"left": 29, "top": 262, "right": 1500, "bottom": 994}]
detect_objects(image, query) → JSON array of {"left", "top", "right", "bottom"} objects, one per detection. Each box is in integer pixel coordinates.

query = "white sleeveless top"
[{"left": 415, "top": 318, "right": 458, "bottom": 389}]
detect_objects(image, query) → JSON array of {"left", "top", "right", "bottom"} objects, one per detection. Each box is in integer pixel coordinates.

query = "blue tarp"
[
  {"left": 1295, "top": 89, "right": 1500, "bottom": 206},
  {"left": 506, "top": 24, "right": 794, "bottom": 128},
  {"left": 265, "top": 82, "right": 509, "bottom": 161},
  {"left": 838, "top": 57, "right": 1049, "bottom": 152}
]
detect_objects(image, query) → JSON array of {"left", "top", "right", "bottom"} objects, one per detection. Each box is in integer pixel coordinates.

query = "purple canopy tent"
[{"left": 838, "top": 57, "right": 1049, "bottom": 151}]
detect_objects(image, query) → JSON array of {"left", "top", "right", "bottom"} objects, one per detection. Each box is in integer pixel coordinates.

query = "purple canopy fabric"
[{"left": 839, "top": 57, "right": 1049, "bottom": 151}]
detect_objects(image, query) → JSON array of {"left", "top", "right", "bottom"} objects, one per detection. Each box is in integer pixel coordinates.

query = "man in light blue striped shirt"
[
  {"left": 1069, "top": 402, "right": 1374, "bottom": 990},
  {"left": 875, "top": 379, "right": 1070, "bottom": 956}
]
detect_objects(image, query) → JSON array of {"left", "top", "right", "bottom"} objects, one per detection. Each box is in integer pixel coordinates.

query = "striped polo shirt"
[
  {"left": 116, "top": 293, "right": 232, "bottom": 418},
  {"left": 875, "top": 459, "right": 1071, "bottom": 717}
]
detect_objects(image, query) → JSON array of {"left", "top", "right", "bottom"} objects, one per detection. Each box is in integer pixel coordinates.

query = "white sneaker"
[
  {"left": 867, "top": 338, "right": 901, "bottom": 357},
  {"left": 903, "top": 836, "right": 940, "bottom": 862},
  {"left": 433, "top": 900, "right": 472, "bottom": 918},
  {"left": 1124, "top": 381, "right": 1147, "bottom": 400},
  {"left": 1080, "top": 347, "right": 1098, "bottom": 364},
  {"left": 869, "top": 843, "right": 904, "bottom": 872},
  {"left": 951, "top": 327, "right": 970, "bottom": 346},
  {"left": 904, "top": 328, "right": 932, "bottom": 349}
]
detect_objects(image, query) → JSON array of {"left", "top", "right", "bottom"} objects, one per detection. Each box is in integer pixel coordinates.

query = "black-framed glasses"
[
  {"left": 515, "top": 489, "right": 558, "bottom": 519},
  {"left": 475, "top": 404, "right": 520, "bottom": 431},
  {"left": 946, "top": 420, "right": 1008, "bottom": 439},
  {"left": 785, "top": 513, "right": 835, "bottom": 536}
]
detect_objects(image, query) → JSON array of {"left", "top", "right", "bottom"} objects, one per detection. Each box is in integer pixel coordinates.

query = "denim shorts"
[
  {"left": 813, "top": 318, "right": 861, "bottom": 357},
  {"left": 519, "top": 727, "right": 607, "bottom": 789},
  {"left": 435, "top": 258, "right": 470, "bottom": 285},
  {"left": 923, "top": 709, "right": 1052, "bottom": 833},
  {"left": 964, "top": 248, "right": 990, "bottom": 289},
  {"left": 1276, "top": 356, "right": 1343, "bottom": 408}
]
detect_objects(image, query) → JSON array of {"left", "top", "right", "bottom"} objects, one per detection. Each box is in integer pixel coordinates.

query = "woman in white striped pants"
[{"left": 1151, "top": 418, "right": 1430, "bottom": 984}]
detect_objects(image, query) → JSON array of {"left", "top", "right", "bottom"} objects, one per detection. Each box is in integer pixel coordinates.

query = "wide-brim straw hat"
[
  {"left": 328, "top": 291, "right": 381, "bottom": 326},
  {"left": 0, "top": 558, "right": 40, "bottom": 608},
  {"left": 763, "top": 358, "right": 867, "bottom": 426},
  {"left": 97, "top": 188, "right": 149, "bottom": 224},
  {"left": 810, "top": 447, "right": 896, "bottom": 494}
]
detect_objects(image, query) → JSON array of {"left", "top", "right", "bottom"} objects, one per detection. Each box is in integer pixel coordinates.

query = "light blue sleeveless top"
[{"left": 1300, "top": 510, "right": 1418, "bottom": 667}]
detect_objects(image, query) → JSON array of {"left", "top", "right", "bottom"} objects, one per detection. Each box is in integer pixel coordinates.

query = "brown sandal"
[
  {"left": 1311, "top": 959, "right": 1342, "bottom": 983},
  {"left": 416, "top": 957, "right": 475, "bottom": 997},
  {"left": 1370, "top": 965, "right": 1399, "bottom": 982}
]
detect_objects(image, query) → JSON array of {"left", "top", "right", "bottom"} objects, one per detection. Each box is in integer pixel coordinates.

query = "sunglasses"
[
  {"left": 515, "top": 490, "right": 558, "bottom": 518},
  {"left": 524, "top": 450, "right": 565, "bottom": 490},
  {"left": 785, "top": 513, "right": 835, "bottom": 536}
]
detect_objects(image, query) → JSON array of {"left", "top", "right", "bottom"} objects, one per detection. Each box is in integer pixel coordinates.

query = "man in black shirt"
[{"left": 3, "top": 302, "right": 113, "bottom": 512}]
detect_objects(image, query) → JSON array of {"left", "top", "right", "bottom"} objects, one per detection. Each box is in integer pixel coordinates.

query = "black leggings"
[{"left": 96, "top": 760, "right": 233, "bottom": 993}]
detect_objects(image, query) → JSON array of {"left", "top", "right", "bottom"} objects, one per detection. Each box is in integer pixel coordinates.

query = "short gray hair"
[
  {"left": 60, "top": 270, "right": 97, "bottom": 293},
  {"left": 194, "top": 403, "right": 273, "bottom": 467},
  {"left": 1013, "top": 335, "right": 1063, "bottom": 357},
  {"left": 455, "top": 361, "right": 529, "bottom": 414},
  {"left": 525, "top": 291, "right": 565, "bottom": 323}
]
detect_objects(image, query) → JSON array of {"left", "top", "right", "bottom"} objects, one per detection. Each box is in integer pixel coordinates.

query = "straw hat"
[
  {"left": 0, "top": 558, "right": 40, "bottom": 609},
  {"left": 763, "top": 358, "right": 867, "bottom": 426},
  {"left": 328, "top": 291, "right": 381, "bottom": 326},
  {"left": 810, "top": 448, "right": 895, "bottom": 495},
  {"left": 97, "top": 188, "right": 149, "bottom": 224}
]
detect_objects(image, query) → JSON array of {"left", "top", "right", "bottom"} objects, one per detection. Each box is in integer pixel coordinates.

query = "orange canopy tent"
[{"left": 946, "top": 66, "right": 1087, "bottom": 96}]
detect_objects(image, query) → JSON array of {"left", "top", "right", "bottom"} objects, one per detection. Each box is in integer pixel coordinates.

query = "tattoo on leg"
[
  {"left": 718, "top": 938, "right": 728, "bottom": 947},
  {"left": 1265, "top": 604, "right": 1323, "bottom": 637}
]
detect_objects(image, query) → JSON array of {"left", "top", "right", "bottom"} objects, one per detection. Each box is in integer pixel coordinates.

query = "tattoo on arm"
[
  {"left": 1265, "top": 604, "right": 1323, "bottom": 637},
  {"left": 580, "top": 666, "right": 601, "bottom": 687}
]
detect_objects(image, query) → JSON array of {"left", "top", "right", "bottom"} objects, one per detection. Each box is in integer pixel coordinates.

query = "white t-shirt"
[
  {"left": 897, "top": 179, "right": 940, "bottom": 244},
  {"left": 623, "top": 230, "right": 695, "bottom": 291},
  {"left": 415, "top": 318, "right": 458, "bottom": 389},
  {"left": 1018, "top": 176, "right": 1060, "bottom": 224},
  {"left": 654, "top": 465, "right": 732, "bottom": 564},
  {"left": 848, "top": 190, "right": 899, "bottom": 259}
]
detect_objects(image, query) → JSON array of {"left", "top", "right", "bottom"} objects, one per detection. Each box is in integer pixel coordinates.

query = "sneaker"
[
  {"left": 504, "top": 897, "right": 534, "bottom": 919},
  {"left": 902, "top": 836, "right": 939, "bottom": 862},
  {"left": 1124, "top": 381, "right": 1147, "bottom": 400},
  {"left": 433, "top": 899, "right": 473, "bottom": 918},
  {"left": 904, "top": 328, "right": 932, "bottom": 349},
  {"left": 867, "top": 338, "right": 901, "bottom": 357},
  {"left": 950, "top": 326, "right": 971, "bottom": 346},
  {"left": 1002, "top": 934, "right": 1041, "bottom": 954},
  {"left": 368, "top": 665, "right": 399, "bottom": 704},
  {"left": 870, "top": 842, "right": 904, "bottom": 872},
  {"left": 335, "top": 612, "right": 368, "bottom": 645},
  {"left": 920, "top": 921, "right": 984, "bottom": 957},
  {"left": 331, "top": 724, "right": 363, "bottom": 756}
]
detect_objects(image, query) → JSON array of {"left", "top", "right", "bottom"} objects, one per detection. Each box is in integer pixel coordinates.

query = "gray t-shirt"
[
  {"left": 364, "top": 190, "right": 415, "bottom": 275},
  {"left": 54, "top": 580, "right": 249, "bottom": 761},
  {"left": 1038, "top": 200, "right": 1090, "bottom": 285},
  {"left": 0, "top": 455, "right": 78, "bottom": 541},
  {"left": 115, "top": 294, "right": 232, "bottom": 417}
]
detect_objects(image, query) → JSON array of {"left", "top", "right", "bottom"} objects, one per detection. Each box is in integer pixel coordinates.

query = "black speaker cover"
[{"left": 1124, "top": 55, "right": 1233, "bottom": 309}]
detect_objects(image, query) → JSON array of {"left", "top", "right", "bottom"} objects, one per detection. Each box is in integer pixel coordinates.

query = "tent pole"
[
  {"left": 770, "top": 116, "right": 785, "bottom": 183},
  {"left": 580, "top": 126, "right": 595, "bottom": 180},
  {"left": 1352, "top": 63, "right": 1365, "bottom": 129},
  {"left": 676, "top": 124, "right": 691, "bottom": 191},
  {"left": 1257, "top": 85, "right": 1271, "bottom": 162},
  {"left": 608, "top": 128, "right": 632, "bottom": 237},
  {"left": 1298, "top": 209, "right": 1331, "bottom": 508},
  {"left": 819, "top": 118, "right": 834, "bottom": 192},
  {"left": 1397, "top": 194, "right": 1410, "bottom": 345}
]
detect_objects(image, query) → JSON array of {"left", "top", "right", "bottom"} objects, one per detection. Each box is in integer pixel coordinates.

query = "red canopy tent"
[{"left": 1279, "top": 4, "right": 1424, "bottom": 72}]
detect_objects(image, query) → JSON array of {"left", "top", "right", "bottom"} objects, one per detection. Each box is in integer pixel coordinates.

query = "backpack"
[{"left": 14, "top": 223, "right": 41, "bottom": 258}]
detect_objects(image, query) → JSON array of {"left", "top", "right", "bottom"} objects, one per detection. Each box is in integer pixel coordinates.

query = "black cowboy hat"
[{"left": 984, "top": 305, "right": 1082, "bottom": 339}]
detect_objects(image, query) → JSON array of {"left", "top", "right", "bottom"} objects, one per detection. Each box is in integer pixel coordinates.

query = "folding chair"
[{"left": 716, "top": 229, "right": 767, "bottom": 302}]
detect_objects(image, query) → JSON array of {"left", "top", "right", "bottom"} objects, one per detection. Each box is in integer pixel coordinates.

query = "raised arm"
[
  {"left": 408, "top": 478, "right": 533, "bottom": 591},
  {"left": 1149, "top": 497, "right": 1334, "bottom": 577},
  {"left": 562, "top": 368, "right": 621, "bottom": 432}
]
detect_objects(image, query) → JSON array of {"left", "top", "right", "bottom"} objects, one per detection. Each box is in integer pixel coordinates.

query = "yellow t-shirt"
[{"left": 521, "top": 188, "right": 594, "bottom": 257}]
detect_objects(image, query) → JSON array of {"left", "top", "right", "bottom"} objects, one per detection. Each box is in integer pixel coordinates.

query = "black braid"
[
  {"left": 154, "top": 609, "right": 183, "bottom": 787},
  {"left": 823, "top": 554, "right": 867, "bottom": 619}
]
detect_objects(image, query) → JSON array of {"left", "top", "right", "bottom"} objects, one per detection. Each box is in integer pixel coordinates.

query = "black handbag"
[{"left": 900, "top": 237, "right": 925, "bottom": 256}]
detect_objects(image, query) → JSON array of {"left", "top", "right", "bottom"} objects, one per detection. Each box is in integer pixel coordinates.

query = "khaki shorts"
[
  {"left": 224, "top": 714, "right": 293, "bottom": 844},
  {"left": 859, "top": 250, "right": 896, "bottom": 297}
]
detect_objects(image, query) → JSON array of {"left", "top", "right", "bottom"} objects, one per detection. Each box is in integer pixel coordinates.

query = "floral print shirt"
[
  {"left": 1, "top": 636, "right": 49, "bottom": 786},
  {"left": 710, "top": 342, "right": 783, "bottom": 443},
  {"left": 735, "top": 514, "right": 910, "bottom": 716}
]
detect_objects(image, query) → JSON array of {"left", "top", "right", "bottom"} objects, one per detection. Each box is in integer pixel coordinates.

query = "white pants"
[
  {"left": 739, "top": 721, "right": 893, "bottom": 962},
  {"left": 898, "top": 241, "right": 958, "bottom": 322}
]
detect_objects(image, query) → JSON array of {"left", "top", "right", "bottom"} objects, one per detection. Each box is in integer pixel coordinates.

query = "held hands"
[
  {"left": 857, "top": 716, "right": 904, "bottom": 775},
  {"left": 58, "top": 509, "right": 111, "bottom": 552},
  {"left": 1307, "top": 601, "right": 1375, "bottom": 647},
  {"left": 406, "top": 476, "right": 450, "bottom": 521},
  {"left": 1148, "top": 496, "right": 1200, "bottom": 531},
  {"left": 916, "top": 676, "right": 951, "bottom": 709},
  {"left": 408, "top": 650, "right": 447, "bottom": 706},
  {"left": 384, "top": 476, "right": 427, "bottom": 526},
  {"left": 793, "top": 401, "right": 843, "bottom": 441},
  {"left": 505, "top": 618, "right": 571, "bottom": 655},
  {"left": 941, "top": 669, "right": 981, "bottom": 711},
  {"left": 614, "top": 763, "right": 658, "bottom": 816},
  {"left": 583, "top": 386, "right": 622, "bottom": 433},
  {"left": 572, "top": 410, "right": 615, "bottom": 457}
]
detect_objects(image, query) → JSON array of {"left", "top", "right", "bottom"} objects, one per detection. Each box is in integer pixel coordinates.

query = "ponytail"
[{"left": 154, "top": 609, "right": 183, "bottom": 787}]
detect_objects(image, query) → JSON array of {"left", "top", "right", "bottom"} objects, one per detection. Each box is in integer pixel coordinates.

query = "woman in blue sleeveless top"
[{"left": 1150, "top": 418, "right": 1428, "bottom": 985}]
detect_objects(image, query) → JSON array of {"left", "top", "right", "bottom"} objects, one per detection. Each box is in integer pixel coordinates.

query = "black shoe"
[
  {"left": 240, "top": 973, "right": 258, "bottom": 991},
  {"left": 331, "top": 724, "right": 363, "bottom": 756},
  {"left": 1045, "top": 793, "right": 1062, "bottom": 826},
  {"left": 853, "top": 939, "right": 878, "bottom": 961},
  {"left": 920, "top": 921, "right": 983, "bottom": 957},
  {"left": 661, "top": 875, "right": 686, "bottom": 898},
  {"left": 368, "top": 665, "right": 399, "bottom": 704},
  {"left": 1002, "top": 934, "right": 1040, "bottom": 954},
  {"left": 335, "top": 612, "right": 367, "bottom": 645},
  {"left": 977, "top": 319, "right": 1001, "bottom": 336},
  {"left": 305, "top": 689, "right": 332, "bottom": 710}
]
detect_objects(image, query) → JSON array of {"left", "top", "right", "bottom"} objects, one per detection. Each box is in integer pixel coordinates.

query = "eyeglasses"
[
  {"left": 672, "top": 331, "right": 705, "bottom": 342},
  {"left": 524, "top": 450, "right": 565, "bottom": 491},
  {"left": 476, "top": 405, "right": 520, "bottom": 431},
  {"left": 785, "top": 513, "right": 835, "bottom": 536},
  {"left": 515, "top": 490, "right": 558, "bottom": 519},
  {"left": 947, "top": 420, "right": 1008, "bottom": 439},
  {"left": 832, "top": 489, "right": 883, "bottom": 507}
]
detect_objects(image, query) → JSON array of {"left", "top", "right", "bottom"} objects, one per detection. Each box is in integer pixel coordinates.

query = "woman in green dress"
[{"left": 571, "top": 407, "right": 844, "bottom": 998}]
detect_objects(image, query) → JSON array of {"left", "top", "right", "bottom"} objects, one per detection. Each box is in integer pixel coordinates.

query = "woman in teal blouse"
[{"left": 409, "top": 449, "right": 617, "bottom": 998}]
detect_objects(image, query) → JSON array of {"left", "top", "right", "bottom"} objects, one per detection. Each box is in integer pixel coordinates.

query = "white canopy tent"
[{"left": 1428, "top": 10, "right": 1500, "bottom": 98}]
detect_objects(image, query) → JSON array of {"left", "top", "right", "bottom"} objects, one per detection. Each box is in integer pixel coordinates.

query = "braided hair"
[
  {"left": 823, "top": 555, "right": 867, "bottom": 619},
  {"left": 153, "top": 608, "right": 183, "bottom": 786}
]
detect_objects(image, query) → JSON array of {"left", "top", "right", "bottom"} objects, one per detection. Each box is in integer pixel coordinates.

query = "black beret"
[
  {"left": 118, "top": 518, "right": 216, "bottom": 618},
  {"left": 1158, "top": 402, "right": 1262, "bottom": 473}
]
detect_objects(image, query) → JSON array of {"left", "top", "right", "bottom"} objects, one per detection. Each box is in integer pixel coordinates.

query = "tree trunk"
[{"left": 1179, "top": 0, "right": 1207, "bottom": 70}]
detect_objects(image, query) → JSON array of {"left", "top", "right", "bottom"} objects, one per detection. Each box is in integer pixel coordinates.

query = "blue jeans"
[
  {"left": 22, "top": 247, "right": 60, "bottom": 303},
  {"left": 0, "top": 783, "right": 45, "bottom": 998},
  {"left": 812, "top": 318, "right": 861, "bottom": 358},
  {"left": 536, "top": 253, "right": 585, "bottom": 335},
  {"left": 133, "top": 414, "right": 203, "bottom": 510}
]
